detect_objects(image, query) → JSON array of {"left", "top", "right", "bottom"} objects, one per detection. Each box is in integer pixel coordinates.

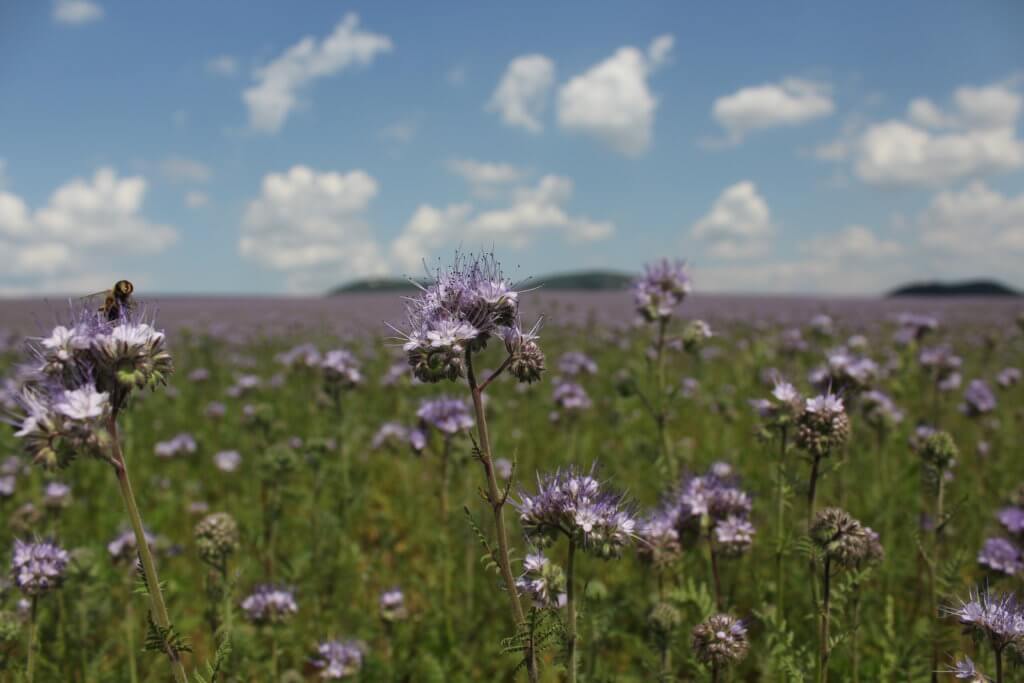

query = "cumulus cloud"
[
  {"left": 712, "top": 78, "right": 834, "bottom": 143},
  {"left": 557, "top": 35, "right": 673, "bottom": 156},
  {"left": 391, "top": 175, "right": 613, "bottom": 271},
  {"left": 239, "top": 165, "right": 387, "bottom": 291},
  {"left": 691, "top": 181, "right": 773, "bottom": 259},
  {"left": 53, "top": 0, "right": 103, "bottom": 25},
  {"left": 0, "top": 166, "right": 176, "bottom": 287},
  {"left": 917, "top": 181, "right": 1024, "bottom": 255},
  {"left": 244, "top": 13, "right": 393, "bottom": 133},
  {"left": 185, "top": 191, "right": 209, "bottom": 209},
  {"left": 486, "top": 54, "right": 556, "bottom": 133},
  {"left": 161, "top": 157, "right": 212, "bottom": 184},
  {"left": 804, "top": 224, "right": 902, "bottom": 259},
  {"left": 840, "top": 83, "right": 1024, "bottom": 187},
  {"left": 447, "top": 159, "right": 527, "bottom": 198},
  {"left": 206, "top": 55, "right": 239, "bottom": 77}
]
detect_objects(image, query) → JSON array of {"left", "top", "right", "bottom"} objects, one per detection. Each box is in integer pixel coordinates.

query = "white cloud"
[
  {"left": 53, "top": 0, "right": 103, "bottom": 25},
  {"left": 804, "top": 224, "right": 903, "bottom": 259},
  {"left": 712, "top": 78, "right": 834, "bottom": 143},
  {"left": 446, "top": 65, "right": 467, "bottom": 87},
  {"left": 206, "top": 55, "right": 239, "bottom": 77},
  {"left": 161, "top": 157, "right": 212, "bottom": 184},
  {"left": 243, "top": 13, "right": 393, "bottom": 133},
  {"left": 557, "top": 35, "right": 673, "bottom": 156},
  {"left": 486, "top": 54, "right": 556, "bottom": 133},
  {"left": 917, "top": 181, "right": 1024, "bottom": 254},
  {"left": 391, "top": 175, "right": 613, "bottom": 270},
  {"left": 185, "top": 191, "right": 209, "bottom": 209},
  {"left": 851, "top": 83, "right": 1024, "bottom": 187},
  {"left": 240, "top": 165, "right": 387, "bottom": 291},
  {"left": 0, "top": 166, "right": 176, "bottom": 289},
  {"left": 447, "top": 159, "right": 527, "bottom": 198},
  {"left": 380, "top": 121, "right": 417, "bottom": 144},
  {"left": 691, "top": 181, "right": 773, "bottom": 259}
]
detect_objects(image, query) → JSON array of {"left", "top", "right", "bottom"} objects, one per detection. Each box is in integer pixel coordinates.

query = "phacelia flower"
[
  {"left": 861, "top": 390, "right": 904, "bottom": 430},
  {"left": 194, "top": 512, "right": 240, "bottom": 568},
  {"left": 416, "top": 396, "right": 473, "bottom": 436},
  {"left": 241, "top": 584, "right": 298, "bottom": 625},
  {"left": 681, "top": 320, "right": 712, "bottom": 352},
  {"left": 714, "top": 516, "right": 755, "bottom": 556},
  {"left": 998, "top": 507, "right": 1024, "bottom": 535},
  {"left": 691, "top": 613, "right": 749, "bottom": 666},
  {"left": 502, "top": 321, "right": 546, "bottom": 384},
  {"left": 633, "top": 259, "right": 690, "bottom": 323},
  {"left": 516, "top": 465, "right": 635, "bottom": 559},
  {"left": 11, "top": 381, "right": 112, "bottom": 470},
  {"left": 107, "top": 527, "right": 156, "bottom": 563},
  {"left": 321, "top": 349, "right": 363, "bottom": 389},
  {"left": 311, "top": 639, "right": 365, "bottom": 679},
  {"left": 996, "top": 367, "right": 1021, "bottom": 388},
  {"left": 811, "top": 508, "right": 880, "bottom": 569},
  {"left": 962, "top": 379, "right": 997, "bottom": 417},
  {"left": 978, "top": 537, "right": 1023, "bottom": 576},
  {"left": 636, "top": 506, "right": 682, "bottom": 566},
  {"left": 154, "top": 433, "right": 197, "bottom": 458},
  {"left": 0, "top": 475, "right": 14, "bottom": 498},
  {"left": 795, "top": 392, "right": 850, "bottom": 458},
  {"left": 943, "top": 656, "right": 989, "bottom": 682},
  {"left": 552, "top": 380, "right": 592, "bottom": 413},
  {"left": 515, "top": 553, "right": 566, "bottom": 608},
  {"left": 42, "top": 481, "right": 71, "bottom": 509},
  {"left": 558, "top": 351, "right": 597, "bottom": 377},
  {"left": 213, "top": 450, "right": 242, "bottom": 473},
  {"left": 379, "top": 587, "right": 408, "bottom": 622},
  {"left": 944, "top": 587, "right": 1024, "bottom": 653},
  {"left": 276, "top": 343, "right": 321, "bottom": 368},
  {"left": 11, "top": 539, "right": 70, "bottom": 596}
]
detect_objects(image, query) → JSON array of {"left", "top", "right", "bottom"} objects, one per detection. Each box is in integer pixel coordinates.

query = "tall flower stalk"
[
  {"left": 9, "top": 306, "right": 186, "bottom": 682},
  {"left": 394, "top": 252, "right": 545, "bottom": 681}
]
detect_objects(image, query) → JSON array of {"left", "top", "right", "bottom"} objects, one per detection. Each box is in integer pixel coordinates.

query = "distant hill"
[
  {"left": 888, "top": 280, "right": 1020, "bottom": 297},
  {"left": 330, "top": 270, "right": 634, "bottom": 295}
]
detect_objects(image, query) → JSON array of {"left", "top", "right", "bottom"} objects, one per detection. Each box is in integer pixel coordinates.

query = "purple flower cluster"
[
  {"left": 516, "top": 465, "right": 635, "bottom": 559},
  {"left": 795, "top": 392, "right": 851, "bottom": 458},
  {"left": 379, "top": 587, "right": 407, "bottom": 622},
  {"left": 551, "top": 380, "right": 592, "bottom": 417},
  {"left": 943, "top": 656, "right": 988, "bottom": 682},
  {"left": 107, "top": 528, "right": 156, "bottom": 563},
  {"left": 416, "top": 396, "right": 474, "bottom": 436},
  {"left": 999, "top": 507, "right": 1024, "bottom": 535},
  {"left": 515, "top": 552, "right": 566, "bottom": 608},
  {"left": 674, "top": 465, "right": 755, "bottom": 555},
  {"left": 11, "top": 539, "right": 70, "bottom": 595},
  {"left": 919, "top": 344, "right": 962, "bottom": 392},
  {"left": 213, "top": 450, "right": 242, "bottom": 473},
  {"left": 810, "top": 347, "right": 879, "bottom": 395},
  {"left": 321, "top": 349, "right": 363, "bottom": 389},
  {"left": 945, "top": 587, "right": 1024, "bottom": 652},
  {"left": 962, "top": 379, "right": 996, "bottom": 417},
  {"left": 396, "top": 252, "right": 542, "bottom": 384},
  {"left": 311, "top": 639, "right": 365, "bottom": 679},
  {"left": 154, "top": 432, "right": 197, "bottom": 458},
  {"left": 894, "top": 312, "right": 939, "bottom": 344},
  {"left": 633, "top": 259, "right": 690, "bottom": 323},
  {"left": 750, "top": 380, "right": 802, "bottom": 430},
  {"left": 558, "top": 351, "right": 598, "bottom": 377},
  {"left": 860, "top": 390, "right": 904, "bottom": 430},
  {"left": 977, "top": 537, "right": 1022, "bottom": 576},
  {"left": 996, "top": 367, "right": 1021, "bottom": 388},
  {"left": 241, "top": 584, "right": 298, "bottom": 625},
  {"left": 276, "top": 342, "right": 321, "bottom": 368}
]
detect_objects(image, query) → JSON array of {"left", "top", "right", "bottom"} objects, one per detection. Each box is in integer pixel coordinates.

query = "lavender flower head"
[
  {"left": 636, "top": 505, "right": 682, "bottom": 566},
  {"left": 962, "top": 379, "right": 997, "bottom": 417},
  {"left": 996, "top": 367, "right": 1021, "bottom": 388},
  {"left": 552, "top": 380, "right": 592, "bottom": 414},
  {"left": 321, "top": 349, "right": 363, "bottom": 389},
  {"left": 943, "top": 656, "right": 989, "bottom": 682},
  {"left": 395, "top": 252, "right": 538, "bottom": 384},
  {"left": 944, "top": 587, "right": 1024, "bottom": 653},
  {"left": 861, "top": 390, "right": 904, "bottom": 430},
  {"left": 558, "top": 351, "right": 598, "bottom": 377},
  {"left": 0, "top": 475, "right": 14, "bottom": 498},
  {"left": 42, "top": 481, "right": 71, "bottom": 508},
  {"left": 241, "top": 584, "right": 298, "bottom": 625},
  {"left": 379, "top": 587, "right": 408, "bottom": 622},
  {"left": 214, "top": 450, "right": 242, "bottom": 473},
  {"left": 416, "top": 396, "right": 474, "bottom": 436},
  {"left": 795, "top": 392, "right": 850, "bottom": 457},
  {"left": 154, "top": 432, "right": 197, "bottom": 458},
  {"left": 752, "top": 380, "right": 802, "bottom": 429},
  {"left": 998, "top": 507, "right": 1024, "bottom": 535},
  {"left": 371, "top": 422, "right": 410, "bottom": 451},
  {"left": 515, "top": 552, "right": 566, "bottom": 607},
  {"left": 311, "top": 639, "right": 366, "bottom": 679},
  {"left": 714, "top": 516, "right": 756, "bottom": 555},
  {"left": 11, "top": 539, "right": 70, "bottom": 596},
  {"left": 11, "top": 381, "right": 112, "bottom": 469},
  {"left": 978, "top": 537, "right": 1023, "bottom": 576},
  {"left": 633, "top": 259, "right": 690, "bottom": 323},
  {"left": 691, "top": 613, "right": 749, "bottom": 666},
  {"left": 107, "top": 527, "right": 156, "bottom": 563},
  {"left": 516, "top": 465, "right": 635, "bottom": 559}
]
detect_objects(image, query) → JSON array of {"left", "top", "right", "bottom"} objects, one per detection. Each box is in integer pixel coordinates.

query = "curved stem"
[
  {"left": 465, "top": 352, "right": 538, "bottom": 682},
  {"left": 566, "top": 538, "right": 578, "bottom": 683},
  {"left": 108, "top": 415, "right": 188, "bottom": 683},
  {"left": 817, "top": 556, "right": 831, "bottom": 683}
]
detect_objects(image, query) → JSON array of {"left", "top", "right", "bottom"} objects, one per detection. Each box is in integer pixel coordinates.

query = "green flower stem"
[
  {"left": 817, "top": 556, "right": 832, "bottom": 683},
  {"left": 775, "top": 427, "right": 788, "bottom": 621},
  {"left": 466, "top": 351, "right": 538, "bottom": 683},
  {"left": 566, "top": 538, "right": 578, "bottom": 683},
  {"left": 26, "top": 595, "right": 38, "bottom": 683},
  {"left": 108, "top": 415, "right": 188, "bottom": 683}
]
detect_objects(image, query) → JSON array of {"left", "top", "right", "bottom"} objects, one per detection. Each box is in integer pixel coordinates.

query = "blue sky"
[{"left": 1, "top": 1, "right": 1022, "bottom": 295}]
